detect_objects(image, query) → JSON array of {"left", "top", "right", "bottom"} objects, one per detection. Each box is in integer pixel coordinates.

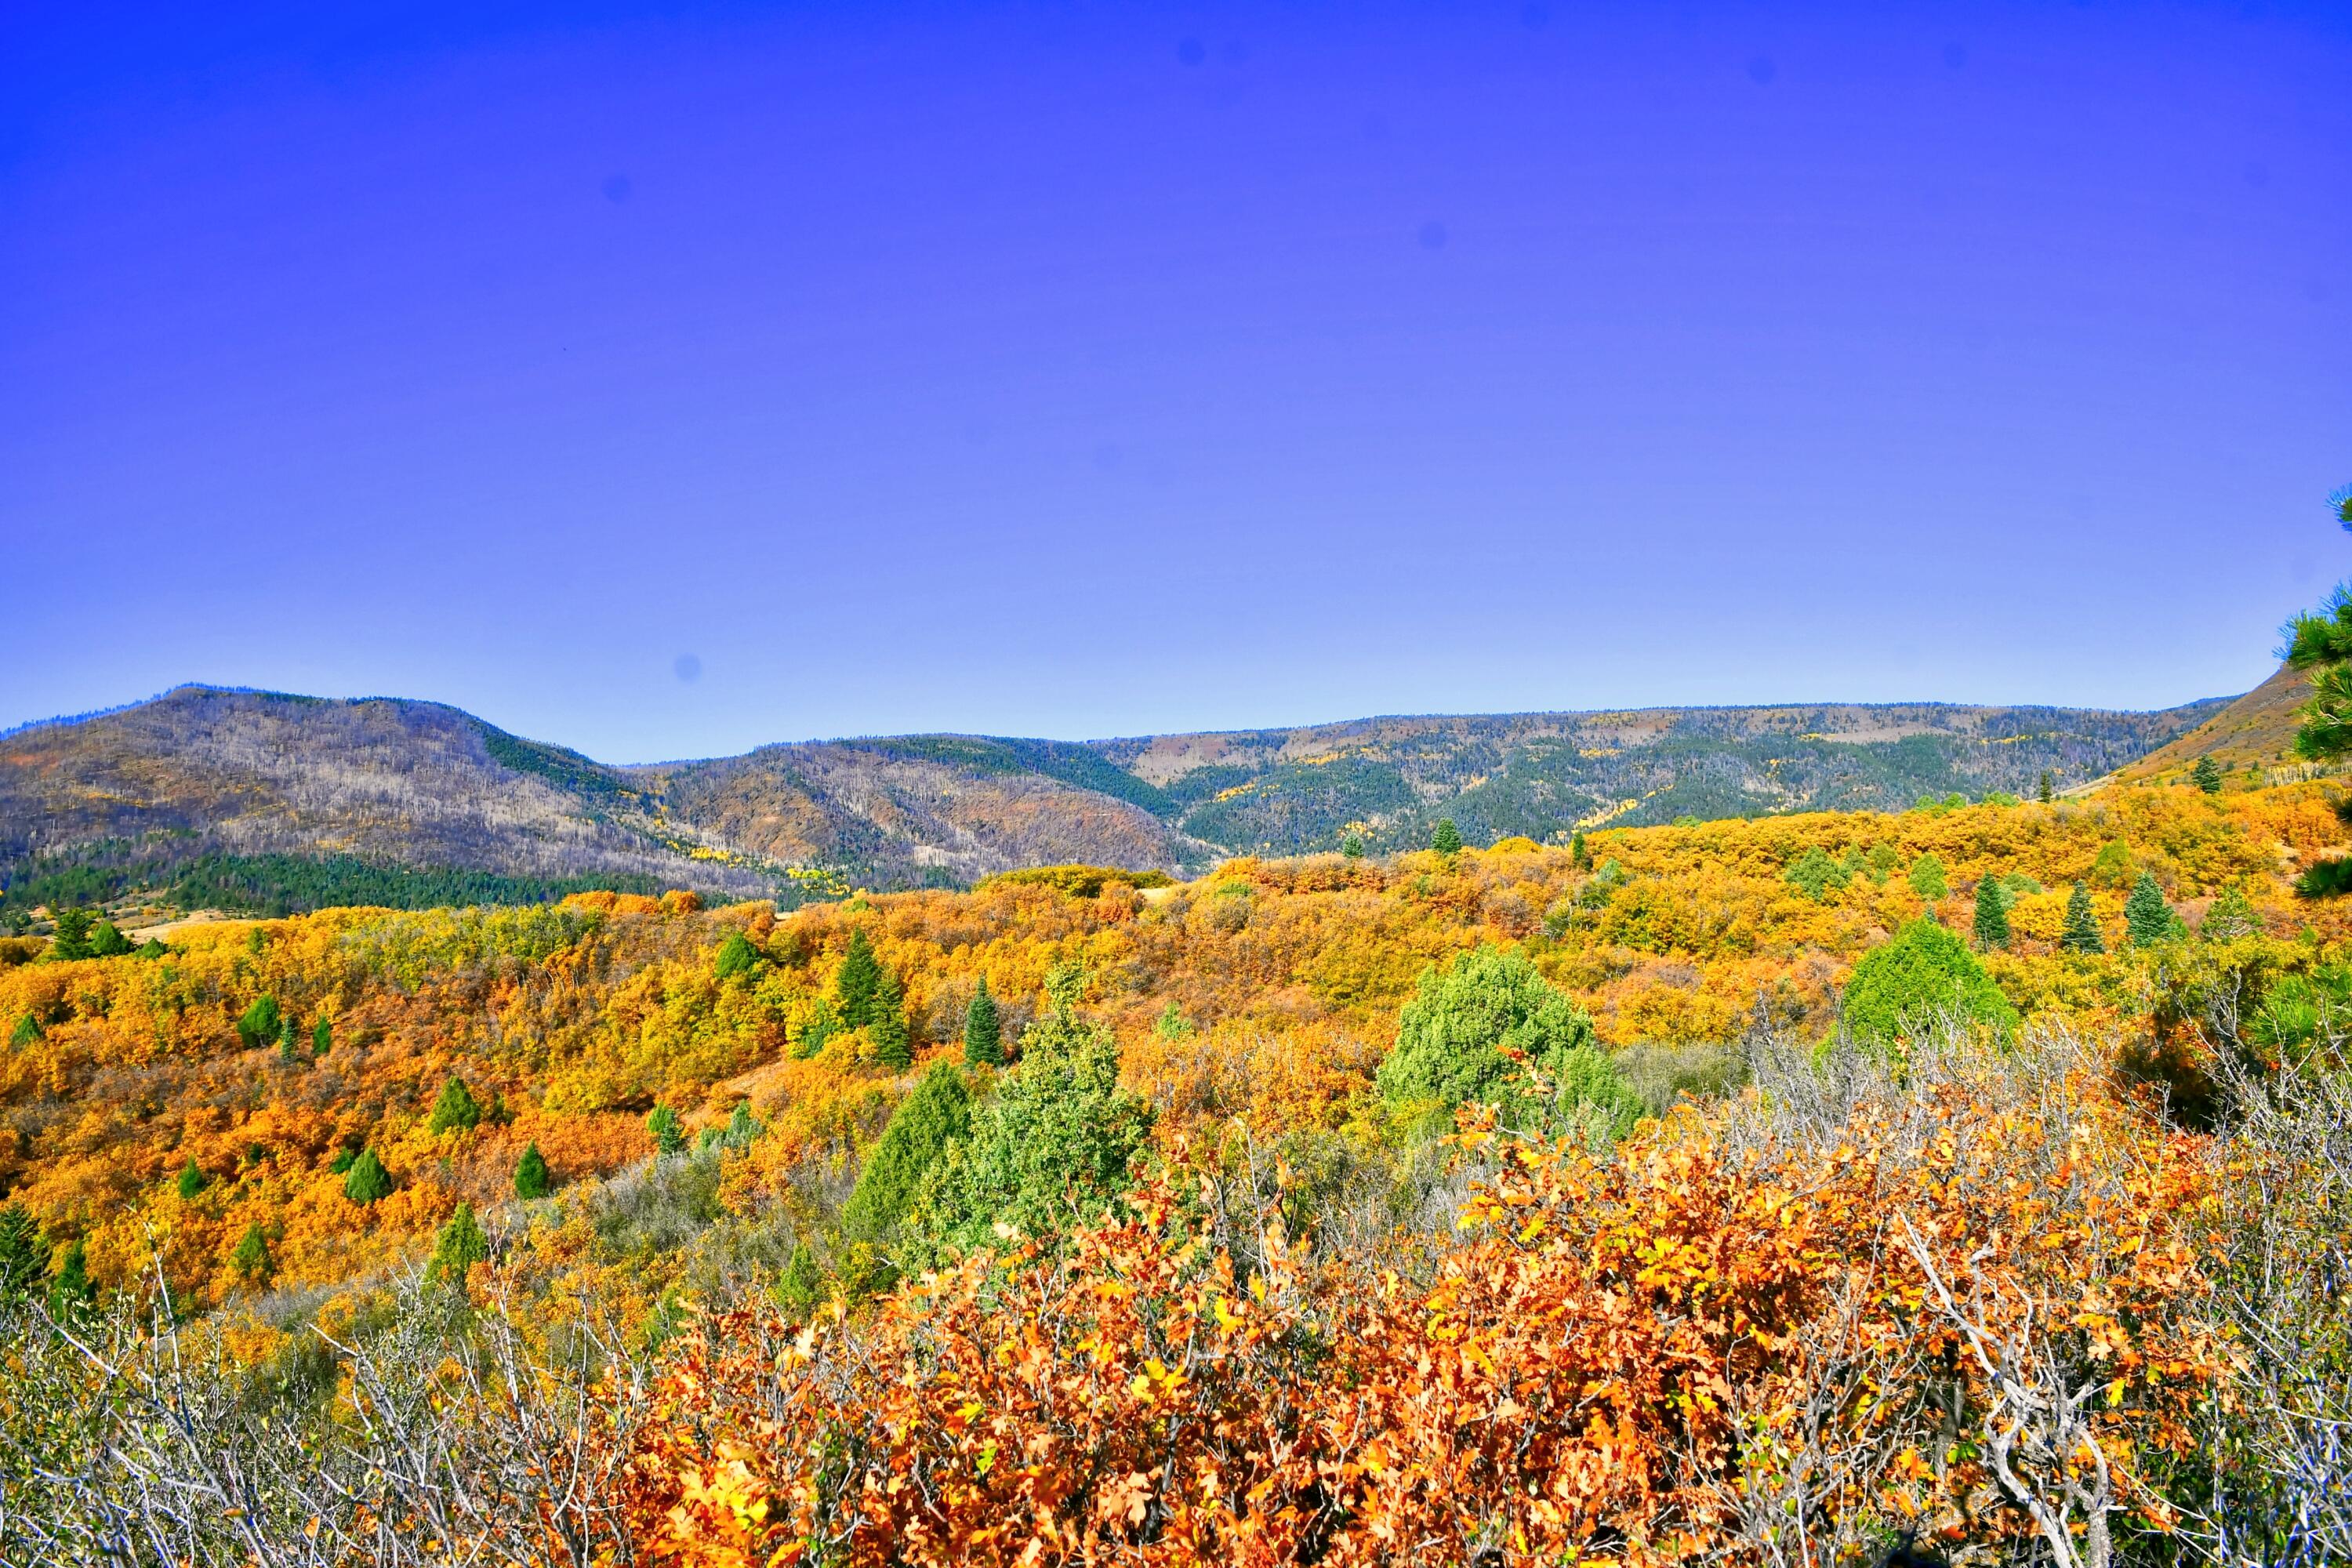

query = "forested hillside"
[{"left": 2, "top": 683, "right": 2231, "bottom": 922}]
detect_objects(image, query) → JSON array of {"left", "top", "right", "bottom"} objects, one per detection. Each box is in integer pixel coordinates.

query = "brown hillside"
[{"left": 2112, "top": 663, "right": 2318, "bottom": 783}]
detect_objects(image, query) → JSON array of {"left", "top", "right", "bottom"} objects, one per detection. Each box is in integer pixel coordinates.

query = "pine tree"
[
  {"left": 777, "top": 1240, "right": 824, "bottom": 1316},
  {"left": 311, "top": 1015, "right": 332, "bottom": 1056},
  {"left": 1431, "top": 818, "right": 1463, "bottom": 856},
  {"left": 426, "top": 1203, "right": 488, "bottom": 1294},
  {"left": 0, "top": 1205, "right": 45, "bottom": 1301},
  {"left": 342, "top": 1148, "right": 393, "bottom": 1204},
  {"left": 869, "top": 968, "right": 912, "bottom": 1069},
  {"left": 2202, "top": 881, "right": 2259, "bottom": 941},
  {"left": 426, "top": 1077, "right": 483, "bottom": 1134},
  {"left": 278, "top": 1016, "right": 304, "bottom": 1064},
  {"left": 514, "top": 1142, "right": 551, "bottom": 1200},
  {"left": 89, "top": 920, "right": 133, "bottom": 957},
  {"left": 835, "top": 931, "right": 883, "bottom": 1026},
  {"left": 2191, "top": 754, "right": 2223, "bottom": 794},
  {"left": 230, "top": 1222, "right": 273, "bottom": 1285},
  {"left": 1340, "top": 833, "right": 1366, "bottom": 858},
  {"left": 48, "top": 908, "right": 95, "bottom": 960},
  {"left": 713, "top": 931, "right": 761, "bottom": 981},
  {"left": 1909, "top": 854, "right": 1949, "bottom": 902},
  {"left": 962, "top": 976, "right": 1003, "bottom": 1066},
  {"left": 841, "top": 1062, "right": 972, "bottom": 1244},
  {"left": 1570, "top": 832, "right": 1592, "bottom": 869},
  {"left": 9, "top": 1014, "right": 39, "bottom": 1048},
  {"left": 49, "top": 1240, "right": 93, "bottom": 1316},
  {"left": 2060, "top": 882, "right": 2105, "bottom": 954},
  {"left": 236, "top": 994, "right": 282, "bottom": 1049},
  {"left": 1972, "top": 876, "right": 2011, "bottom": 952},
  {"left": 2038, "top": 770, "right": 2056, "bottom": 804},
  {"left": 175, "top": 1158, "right": 206, "bottom": 1200},
  {"left": 648, "top": 1104, "right": 686, "bottom": 1157},
  {"left": 2125, "top": 873, "right": 2175, "bottom": 947}
]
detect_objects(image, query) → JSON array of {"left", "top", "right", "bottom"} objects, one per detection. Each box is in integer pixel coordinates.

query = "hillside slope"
[{"left": 2112, "top": 662, "right": 2316, "bottom": 783}]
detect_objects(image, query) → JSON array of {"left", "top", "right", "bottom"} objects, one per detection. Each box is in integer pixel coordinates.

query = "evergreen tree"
[
  {"left": 1972, "top": 875, "right": 2012, "bottom": 952},
  {"left": 1784, "top": 847, "right": 1849, "bottom": 902},
  {"left": 962, "top": 976, "right": 1003, "bottom": 1066},
  {"left": 1842, "top": 919, "right": 2019, "bottom": 1047},
  {"left": 713, "top": 931, "right": 761, "bottom": 981},
  {"left": 1570, "top": 832, "right": 1592, "bottom": 869},
  {"left": 342, "top": 1148, "right": 393, "bottom": 1205},
  {"left": 777, "top": 1240, "right": 824, "bottom": 1316},
  {"left": 648, "top": 1104, "right": 686, "bottom": 1157},
  {"left": 2038, "top": 770, "right": 2056, "bottom": 804},
  {"left": 2202, "top": 881, "right": 2259, "bottom": 941},
  {"left": 426, "top": 1076, "right": 482, "bottom": 1134},
  {"left": 1152, "top": 1001, "right": 1196, "bottom": 1041},
  {"left": 49, "top": 1239, "right": 93, "bottom": 1316},
  {"left": 311, "top": 1015, "right": 332, "bottom": 1056},
  {"left": 175, "top": 1158, "right": 206, "bottom": 1200},
  {"left": 278, "top": 1015, "right": 304, "bottom": 1064},
  {"left": 426, "top": 1203, "right": 488, "bottom": 1294},
  {"left": 0, "top": 1205, "right": 45, "bottom": 1301},
  {"left": 514, "top": 1142, "right": 551, "bottom": 1200},
  {"left": 48, "top": 908, "right": 95, "bottom": 960},
  {"left": 1908, "top": 855, "right": 1948, "bottom": 902},
  {"left": 1340, "top": 833, "right": 1366, "bottom": 858},
  {"left": 841, "top": 1062, "right": 971, "bottom": 1245},
  {"left": 235, "top": 994, "right": 282, "bottom": 1049},
  {"left": 230, "top": 1222, "right": 272, "bottom": 1286},
  {"left": 2191, "top": 754, "right": 2223, "bottom": 794},
  {"left": 2060, "top": 882, "right": 2105, "bottom": 954},
  {"left": 835, "top": 930, "right": 883, "bottom": 1025},
  {"left": 2125, "top": 872, "right": 2175, "bottom": 947},
  {"left": 869, "top": 967, "right": 912, "bottom": 1069},
  {"left": 89, "top": 920, "right": 133, "bottom": 957},
  {"left": 9, "top": 1014, "right": 39, "bottom": 1048},
  {"left": 1431, "top": 818, "right": 1464, "bottom": 856}
]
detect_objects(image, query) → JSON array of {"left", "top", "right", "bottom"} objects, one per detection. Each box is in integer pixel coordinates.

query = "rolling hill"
[
  {"left": 0, "top": 683, "right": 2236, "bottom": 918},
  {"left": 2111, "top": 662, "right": 2317, "bottom": 785}
]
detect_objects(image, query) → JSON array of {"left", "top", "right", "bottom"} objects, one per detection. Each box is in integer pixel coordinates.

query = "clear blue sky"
[{"left": 5, "top": 1, "right": 2347, "bottom": 761}]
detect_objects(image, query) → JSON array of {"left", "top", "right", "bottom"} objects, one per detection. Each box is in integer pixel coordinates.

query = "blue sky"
[{"left": 5, "top": 1, "right": 2347, "bottom": 761}]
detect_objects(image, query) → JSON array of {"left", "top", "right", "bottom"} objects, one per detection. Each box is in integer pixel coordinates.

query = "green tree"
[
  {"left": 923, "top": 970, "right": 1153, "bottom": 1254},
  {"left": 311, "top": 1014, "right": 332, "bottom": 1056},
  {"left": 514, "top": 1142, "right": 551, "bottom": 1200},
  {"left": 426, "top": 1076, "right": 482, "bottom": 1134},
  {"left": 1783, "top": 847, "right": 1849, "bottom": 902},
  {"left": 841, "top": 1062, "right": 971, "bottom": 1247},
  {"left": 89, "top": 920, "right": 133, "bottom": 957},
  {"left": 2060, "top": 882, "right": 2105, "bottom": 954},
  {"left": 1842, "top": 920, "right": 2019, "bottom": 1047},
  {"left": 9, "top": 1014, "right": 39, "bottom": 1048},
  {"left": 230, "top": 1222, "right": 273, "bottom": 1286},
  {"left": 2089, "top": 839, "right": 2136, "bottom": 889},
  {"left": 49, "top": 1239, "right": 93, "bottom": 1316},
  {"left": 278, "top": 1015, "right": 304, "bottom": 1064},
  {"left": 1340, "top": 833, "right": 1366, "bottom": 858},
  {"left": 175, "top": 1158, "right": 206, "bottom": 1200},
  {"left": 2284, "top": 583, "right": 2352, "bottom": 762},
  {"left": 2125, "top": 872, "right": 2175, "bottom": 947},
  {"left": 1908, "top": 854, "right": 1948, "bottom": 901},
  {"left": 835, "top": 930, "right": 884, "bottom": 1025},
  {"left": 342, "top": 1148, "right": 393, "bottom": 1205},
  {"left": 1375, "top": 944, "right": 1639, "bottom": 1138},
  {"left": 868, "top": 967, "right": 912, "bottom": 1069},
  {"left": 777, "top": 1240, "right": 825, "bottom": 1316},
  {"left": 1431, "top": 818, "right": 1464, "bottom": 856},
  {"left": 2190, "top": 754, "right": 2223, "bottom": 794},
  {"left": 426, "top": 1203, "right": 488, "bottom": 1294},
  {"left": 1570, "top": 832, "right": 1592, "bottom": 869},
  {"left": 0, "top": 1205, "right": 46, "bottom": 1301},
  {"left": 713, "top": 931, "right": 761, "bottom": 981},
  {"left": 235, "top": 994, "right": 282, "bottom": 1049},
  {"left": 2038, "top": 770, "right": 2056, "bottom": 804},
  {"left": 1152, "top": 1001, "right": 1196, "bottom": 1041},
  {"left": 648, "top": 1104, "right": 686, "bottom": 1158},
  {"left": 2203, "top": 881, "right": 2259, "bottom": 941},
  {"left": 48, "top": 908, "right": 96, "bottom": 960},
  {"left": 962, "top": 976, "right": 1003, "bottom": 1066},
  {"left": 1972, "top": 875, "right": 2012, "bottom": 952}
]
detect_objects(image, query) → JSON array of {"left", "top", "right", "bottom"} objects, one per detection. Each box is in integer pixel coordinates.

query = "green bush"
[
  {"left": 426, "top": 1077, "right": 482, "bottom": 1134},
  {"left": 842, "top": 1062, "right": 971, "bottom": 1249},
  {"left": 713, "top": 931, "right": 761, "bottom": 981},
  {"left": 514, "top": 1142, "right": 551, "bottom": 1200},
  {"left": 426, "top": 1203, "right": 488, "bottom": 1293},
  {"left": 342, "top": 1149, "right": 393, "bottom": 1205},
  {"left": 1842, "top": 919, "right": 2018, "bottom": 1048},
  {"left": 235, "top": 994, "right": 283, "bottom": 1050}
]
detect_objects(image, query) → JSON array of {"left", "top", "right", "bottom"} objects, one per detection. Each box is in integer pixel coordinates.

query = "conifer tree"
[
  {"left": 236, "top": 994, "right": 282, "bottom": 1049},
  {"left": 778, "top": 1240, "right": 824, "bottom": 1316},
  {"left": 176, "top": 1158, "right": 205, "bottom": 1200},
  {"left": 48, "top": 908, "right": 96, "bottom": 960},
  {"left": 343, "top": 1148, "right": 393, "bottom": 1205},
  {"left": 1340, "top": 833, "right": 1366, "bottom": 858},
  {"left": 2202, "top": 881, "right": 2259, "bottom": 941},
  {"left": 9, "top": 1014, "right": 39, "bottom": 1048},
  {"left": 869, "top": 967, "right": 912, "bottom": 1069},
  {"left": 2060, "top": 882, "right": 2105, "bottom": 954},
  {"left": 278, "top": 1015, "right": 304, "bottom": 1063},
  {"left": 1431, "top": 818, "right": 1463, "bottom": 856},
  {"left": 841, "top": 1062, "right": 971, "bottom": 1244},
  {"left": 311, "top": 1015, "right": 332, "bottom": 1056},
  {"left": 962, "top": 976, "right": 1003, "bottom": 1066},
  {"left": 713, "top": 931, "right": 761, "bottom": 981},
  {"left": 835, "top": 930, "right": 883, "bottom": 1025},
  {"left": 1908, "top": 855, "right": 1948, "bottom": 902},
  {"left": 2191, "top": 754, "right": 2223, "bottom": 794},
  {"left": 49, "top": 1239, "right": 93, "bottom": 1316},
  {"left": 648, "top": 1104, "right": 686, "bottom": 1157},
  {"left": 1152, "top": 1001, "right": 1196, "bottom": 1040},
  {"left": 89, "top": 920, "right": 133, "bottom": 957},
  {"left": 0, "top": 1205, "right": 45, "bottom": 1301},
  {"left": 2125, "top": 872, "right": 2175, "bottom": 947},
  {"left": 1972, "top": 875, "right": 2011, "bottom": 952},
  {"left": 514, "top": 1142, "right": 551, "bottom": 1200},
  {"left": 426, "top": 1077, "right": 482, "bottom": 1134},
  {"left": 426, "top": 1203, "right": 488, "bottom": 1294},
  {"left": 230, "top": 1222, "right": 272, "bottom": 1286},
  {"left": 2038, "top": 770, "right": 2056, "bottom": 804}
]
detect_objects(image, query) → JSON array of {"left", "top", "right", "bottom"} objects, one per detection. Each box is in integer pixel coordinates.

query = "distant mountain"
[{"left": 0, "top": 683, "right": 2232, "bottom": 916}]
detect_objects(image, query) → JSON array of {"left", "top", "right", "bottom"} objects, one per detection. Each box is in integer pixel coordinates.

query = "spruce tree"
[
  {"left": 2038, "top": 770, "right": 2056, "bottom": 804},
  {"left": 2191, "top": 754, "right": 2223, "bottom": 794},
  {"left": 90, "top": 920, "right": 133, "bottom": 957},
  {"left": 514, "top": 1142, "right": 551, "bottom": 1200},
  {"left": 342, "top": 1148, "right": 393, "bottom": 1205},
  {"left": 869, "top": 968, "right": 912, "bottom": 1069},
  {"left": 1431, "top": 818, "right": 1464, "bottom": 856},
  {"left": 647, "top": 1104, "right": 686, "bottom": 1157},
  {"left": 278, "top": 1016, "right": 304, "bottom": 1064},
  {"left": 48, "top": 908, "right": 95, "bottom": 960},
  {"left": 426, "top": 1077, "right": 482, "bottom": 1134},
  {"left": 230, "top": 1222, "right": 272, "bottom": 1286},
  {"left": 1340, "top": 833, "right": 1366, "bottom": 858},
  {"left": 778, "top": 1240, "right": 824, "bottom": 1316},
  {"left": 841, "top": 1062, "right": 972, "bottom": 1244},
  {"left": 49, "top": 1239, "right": 93, "bottom": 1316},
  {"left": 2060, "top": 882, "right": 2105, "bottom": 954},
  {"left": 0, "top": 1205, "right": 45, "bottom": 1301},
  {"left": 311, "top": 1015, "right": 332, "bottom": 1056},
  {"left": 2202, "top": 881, "right": 2259, "bottom": 941},
  {"left": 236, "top": 995, "right": 283, "bottom": 1050},
  {"left": 2124, "top": 873, "right": 2175, "bottom": 947},
  {"left": 1972, "top": 876, "right": 2012, "bottom": 952},
  {"left": 426, "top": 1203, "right": 488, "bottom": 1294},
  {"left": 962, "top": 976, "right": 1003, "bottom": 1066},
  {"left": 176, "top": 1158, "right": 206, "bottom": 1200},
  {"left": 835, "top": 931, "right": 883, "bottom": 1026}
]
